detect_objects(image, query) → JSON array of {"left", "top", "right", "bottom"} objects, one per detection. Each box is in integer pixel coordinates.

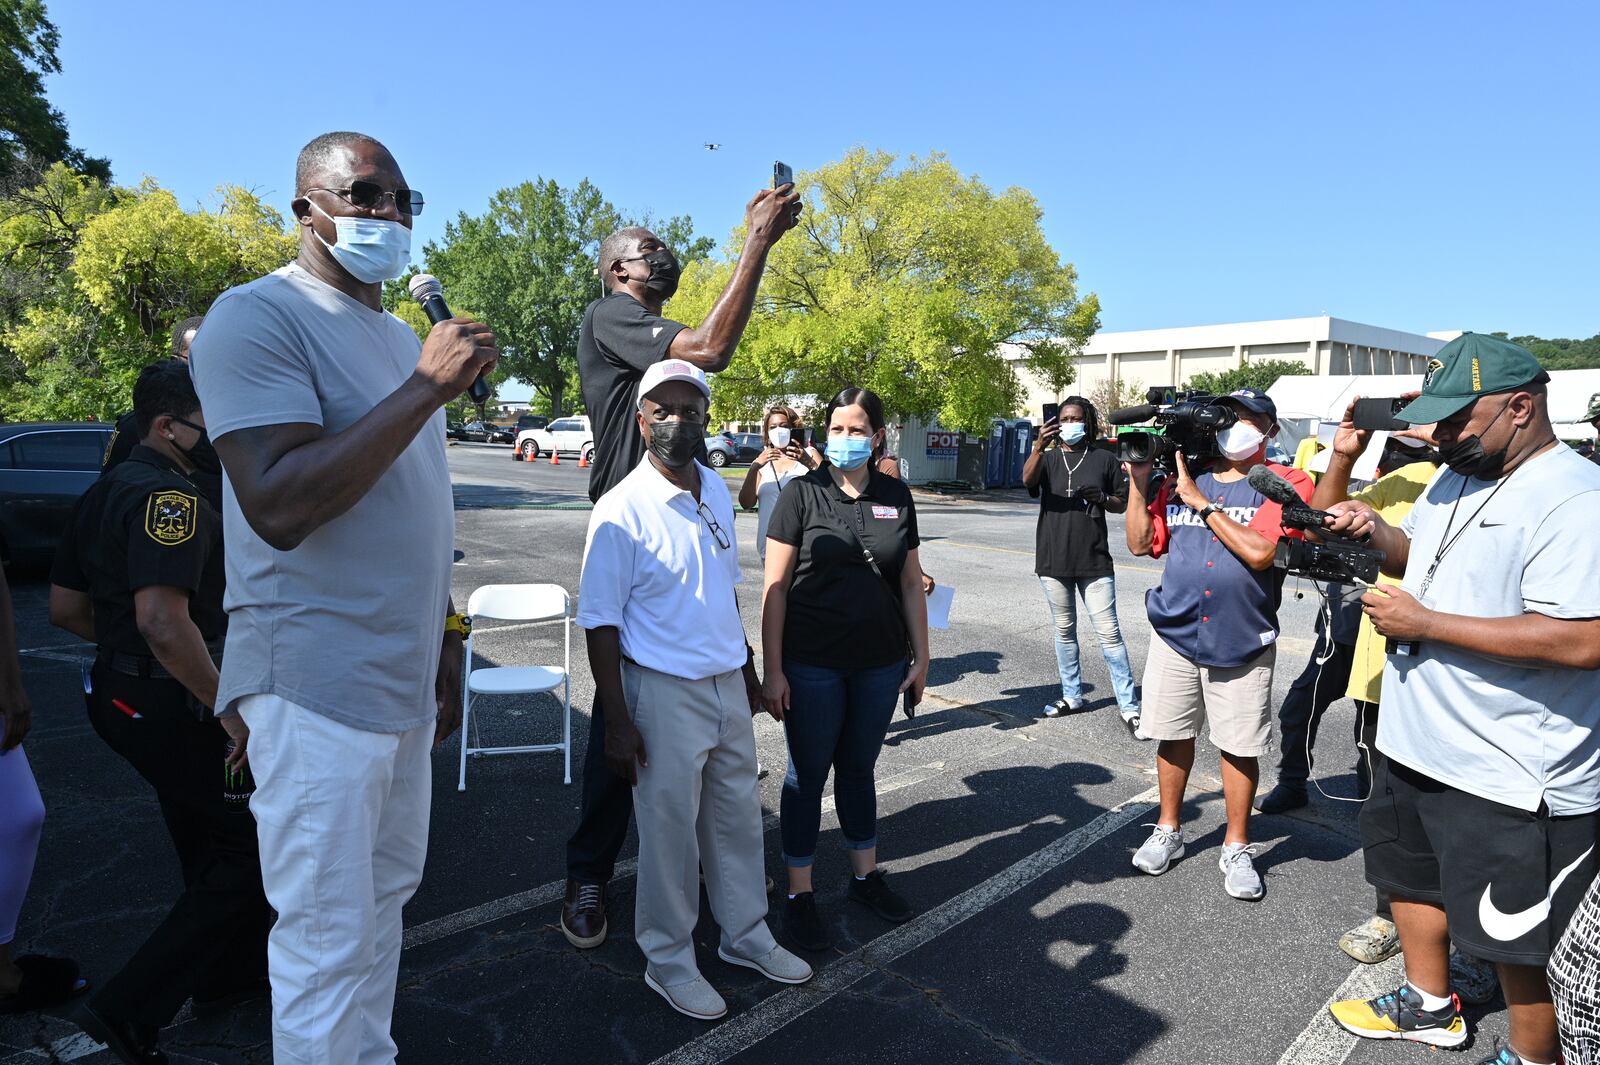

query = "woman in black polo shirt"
[{"left": 761, "top": 387, "right": 930, "bottom": 952}]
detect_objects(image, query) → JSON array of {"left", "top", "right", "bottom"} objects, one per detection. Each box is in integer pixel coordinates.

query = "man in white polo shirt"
[
  {"left": 576, "top": 359, "right": 811, "bottom": 1020},
  {"left": 1324, "top": 334, "right": 1600, "bottom": 1065}
]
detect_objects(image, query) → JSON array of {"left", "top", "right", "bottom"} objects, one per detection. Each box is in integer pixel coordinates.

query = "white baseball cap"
[{"left": 637, "top": 359, "right": 711, "bottom": 406}]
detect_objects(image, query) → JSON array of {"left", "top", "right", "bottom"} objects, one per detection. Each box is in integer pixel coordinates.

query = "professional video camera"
[
  {"left": 1246, "top": 465, "right": 1386, "bottom": 584},
  {"left": 1110, "top": 387, "right": 1237, "bottom": 468}
]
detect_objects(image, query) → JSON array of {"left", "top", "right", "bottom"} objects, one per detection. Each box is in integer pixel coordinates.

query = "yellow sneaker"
[{"left": 1328, "top": 984, "right": 1467, "bottom": 1048}]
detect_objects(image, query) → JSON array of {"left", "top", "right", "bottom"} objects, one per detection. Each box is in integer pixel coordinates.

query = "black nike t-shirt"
[
  {"left": 577, "top": 293, "right": 686, "bottom": 503},
  {"left": 1028, "top": 445, "right": 1124, "bottom": 579}
]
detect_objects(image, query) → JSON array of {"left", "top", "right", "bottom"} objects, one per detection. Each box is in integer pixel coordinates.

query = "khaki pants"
[
  {"left": 1139, "top": 634, "right": 1276, "bottom": 757},
  {"left": 623, "top": 661, "right": 776, "bottom": 987}
]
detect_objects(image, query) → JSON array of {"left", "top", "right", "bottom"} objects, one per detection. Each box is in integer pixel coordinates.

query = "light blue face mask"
[
  {"left": 1060, "top": 422, "right": 1087, "bottom": 445},
  {"left": 312, "top": 201, "right": 411, "bottom": 283},
  {"left": 825, "top": 435, "right": 875, "bottom": 470}
]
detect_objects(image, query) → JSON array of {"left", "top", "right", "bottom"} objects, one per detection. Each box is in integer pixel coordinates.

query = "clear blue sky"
[{"left": 45, "top": 0, "right": 1599, "bottom": 346}]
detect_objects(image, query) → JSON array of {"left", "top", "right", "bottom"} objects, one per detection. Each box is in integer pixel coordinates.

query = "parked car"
[
  {"left": 446, "top": 420, "right": 466, "bottom": 440},
  {"left": 0, "top": 422, "right": 116, "bottom": 566},
  {"left": 515, "top": 415, "right": 593, "bottom": 463},
  {"left": 702, "top": 431, "right": 763, "bottom": 468},
  {"left": 485, "top": 424, "right": 516, "bottom": 445},
  {"left": 460, "top": 420, "right": 490, "bottom": 442},
  {"left": 515, "top": 414, "right": 549, "bottom": 433}
]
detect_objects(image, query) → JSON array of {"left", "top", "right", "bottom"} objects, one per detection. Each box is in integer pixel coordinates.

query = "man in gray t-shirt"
[
  {"left": 1325, "top": 334, "right": 1600, "bottom": 1064},
  {"left": 189, "top": 131, "right": 497, "bottom": 1065}
]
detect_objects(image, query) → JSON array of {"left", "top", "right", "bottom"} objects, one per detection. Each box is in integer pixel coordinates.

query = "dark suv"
[
  {"left": 0, "top": 422, "right": 116, "bottom": 565},
  {"left": 515, "top": 414, "right": 549, "bottom": 433}
]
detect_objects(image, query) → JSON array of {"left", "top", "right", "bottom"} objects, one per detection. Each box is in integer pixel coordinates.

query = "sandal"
[{"left": 0, "top": 955, "right": 90, "bottom": 1014}]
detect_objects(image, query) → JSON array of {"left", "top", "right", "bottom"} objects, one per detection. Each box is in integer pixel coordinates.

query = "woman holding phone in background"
[
  {"left": 739, "top": 404, "right": 819, "bottom": 563},
  {"left": 761, "top": 387, "right": 929, "bottom": 953}
]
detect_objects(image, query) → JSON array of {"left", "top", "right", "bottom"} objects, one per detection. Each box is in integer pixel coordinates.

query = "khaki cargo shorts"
[{"left": 1139, "top": 634, "right": 1275, "bottom": 757}]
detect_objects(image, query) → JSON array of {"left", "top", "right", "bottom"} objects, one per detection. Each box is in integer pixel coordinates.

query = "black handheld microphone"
[
  {"left": 409, "top": 274, "right": 489, "bottom": 404},
  {"left": 1108, "top": 403, "right": 1159, "bottom": 426}
]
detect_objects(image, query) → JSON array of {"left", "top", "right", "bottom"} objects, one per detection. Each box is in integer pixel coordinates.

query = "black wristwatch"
[{"left": 1198, "top": 503, "right": 1223, "bottom": 523}]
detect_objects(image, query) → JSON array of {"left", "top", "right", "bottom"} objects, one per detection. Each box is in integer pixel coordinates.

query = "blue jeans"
[
  {"left": 780, "top": 658, "right": 905, "bottom": 867},
  {"left": 1037, "top": 574, "right": 1139, "bottom": 710}
]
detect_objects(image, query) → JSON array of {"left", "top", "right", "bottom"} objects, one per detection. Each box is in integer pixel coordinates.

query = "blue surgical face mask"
[
  {"left": 825, "top": 435, "right": 874, "bottom": 470},
  {"left": 1060, "top": 422, "right": 1087, "bottom": 445},
  {"left": 311, "top": 201, "right": 411, "bottom": 283}
]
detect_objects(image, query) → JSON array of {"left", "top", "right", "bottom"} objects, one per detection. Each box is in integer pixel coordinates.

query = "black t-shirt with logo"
[
  {"left": 576, "top": 292, "right": 686, "bottom": 503},
  {"left": 51, "top": 445, "right": 226, "bottom": 656},
  {"left": 766, "top": 467, "right": 920, "bottom": 669},
  {"left": 1029, "top": 444, "right": 1124, "bottom": 579}
]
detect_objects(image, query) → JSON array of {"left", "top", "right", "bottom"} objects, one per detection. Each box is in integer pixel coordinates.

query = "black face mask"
[
  {"left": 624, "top": 248, "right": 680, "bottom": 300},
  {"left": 646, "top": 420, "right": 700, "bottom": 469},
  {"left": 1438, "top": 397, "right": 1514, "bottom": 480},
  {"left": 172, "top": 416, "right": 221, "bottom": 475}
]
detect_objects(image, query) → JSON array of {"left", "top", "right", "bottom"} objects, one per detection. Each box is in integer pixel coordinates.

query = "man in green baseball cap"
[
  {"left": 1396, "top": 332, "right": 1551, "bottom": 481},
  {"left": 1320, "top": 331, "right": 1600, "bottom": 1064}
]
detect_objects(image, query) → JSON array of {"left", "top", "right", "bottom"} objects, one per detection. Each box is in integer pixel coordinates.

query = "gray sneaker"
[
  {"left": 1132, "top": 824, "right": 1184, "bottom": 875},
  {"left": 1219, "top": 842, "right": 1264, "bottom": 900}
]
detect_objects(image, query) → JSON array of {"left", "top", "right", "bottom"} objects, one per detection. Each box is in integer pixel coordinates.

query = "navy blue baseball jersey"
[{"left": 1144, "top": 464, "right": 1313, "bottom": 668}]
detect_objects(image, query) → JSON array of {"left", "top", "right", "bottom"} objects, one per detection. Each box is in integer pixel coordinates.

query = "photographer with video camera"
[
  {"left": 1321, "top": 335, "right": 1600, "bottom": 1065},
  {"left": 1122, "top": 388, "right": 1313, "bottom": 901}
]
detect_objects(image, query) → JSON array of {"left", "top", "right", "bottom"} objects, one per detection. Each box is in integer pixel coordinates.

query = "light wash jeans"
[{"left": 1038, "top": 574, "right": 1139, "bottom": 711}]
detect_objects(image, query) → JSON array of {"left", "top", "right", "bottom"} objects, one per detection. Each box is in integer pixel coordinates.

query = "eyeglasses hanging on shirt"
[{"left": 696, "top": 501, "right": 730, "bottom": 550}]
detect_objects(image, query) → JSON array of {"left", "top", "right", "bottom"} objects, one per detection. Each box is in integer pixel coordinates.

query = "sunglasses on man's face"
[{"left": 307, "top": 180, "right": 425, "bottom": 217}]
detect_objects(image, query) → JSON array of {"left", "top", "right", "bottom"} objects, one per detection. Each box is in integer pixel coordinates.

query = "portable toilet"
[
  {"left": 985, "top": 419, "right": 1010, "bottom": 486},
  {"left": 1008, "top": 419, "right": 1037, "bottom": 487}
]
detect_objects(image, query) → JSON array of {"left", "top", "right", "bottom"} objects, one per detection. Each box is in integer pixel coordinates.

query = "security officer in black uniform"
[
  {"left": 48, "top": 361, "right": 270, "bottom": 1065},
  {"left": 101, "top": 316, "right": 219, "bottom": 505}
]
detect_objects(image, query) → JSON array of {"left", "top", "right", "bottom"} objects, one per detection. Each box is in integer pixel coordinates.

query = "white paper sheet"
[{"left": 926, "top": 584, "right": 955, "bottom": 629}]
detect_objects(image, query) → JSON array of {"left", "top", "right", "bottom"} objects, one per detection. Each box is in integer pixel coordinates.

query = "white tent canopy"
[{"left": 1267, "top": 370, "right": 1600, "bottom": 451}]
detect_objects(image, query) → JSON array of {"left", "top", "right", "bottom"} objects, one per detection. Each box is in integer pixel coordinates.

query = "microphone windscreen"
[
  {"left": 1108, "top": 403, "right": 1159, "bottom": 426},
  {"left": 408, "top": 273, "right": 442, "bottom": 300},
  {"left": 1246, "top": 464, "right": 1301, "bottom": 506}
]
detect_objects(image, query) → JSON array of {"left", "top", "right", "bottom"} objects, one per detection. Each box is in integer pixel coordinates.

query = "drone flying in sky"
[{"left": 703, "top": 143, "right": 722, "bottom": 151}]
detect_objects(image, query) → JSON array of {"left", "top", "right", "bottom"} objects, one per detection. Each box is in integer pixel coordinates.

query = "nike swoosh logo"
[
  {"left": 1478, "top": 844, "right": 1594, "bottom": 942},
  {"left": 652, "top": 326, "right": 664, "bottom": 338},
  {"left": 1480, "top": 520, "right": 1505, "bottom": 527}
]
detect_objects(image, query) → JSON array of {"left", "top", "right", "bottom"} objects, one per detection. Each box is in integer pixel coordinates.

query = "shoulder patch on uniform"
[{"left": 145, "top": 490, "right": 197, "bottom": 546}]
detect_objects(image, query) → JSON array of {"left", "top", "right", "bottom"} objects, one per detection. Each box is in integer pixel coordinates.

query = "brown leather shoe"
[{"left": 561, "top": 879, "right": 607, "bottom": 949}]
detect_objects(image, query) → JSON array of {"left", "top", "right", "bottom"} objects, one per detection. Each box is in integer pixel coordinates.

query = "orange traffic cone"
[
  {"left": 549, "top": 449, "right": 560, "bottom": 466},
  {"left": 578, "top": 451, "right": 589, "bottom": 469}
]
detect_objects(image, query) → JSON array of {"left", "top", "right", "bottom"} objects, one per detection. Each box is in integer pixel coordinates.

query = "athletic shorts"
[
  {"left": 1138, "top": 634, "right": 1274, "bottom": 757},
  {"left": 1361, "top": 753, "right": 1599, "bottom": 968}
]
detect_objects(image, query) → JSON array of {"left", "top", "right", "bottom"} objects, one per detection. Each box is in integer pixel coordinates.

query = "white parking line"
[
  {"left": 646, "top": 786, "right": 1160, "bottom": 1065},
  {"left": 402, "top": 741, "right": 1017, "bottom": 951},
  {"left": 1274, "top": 955, "right": 1406, "bottom": 1065}
]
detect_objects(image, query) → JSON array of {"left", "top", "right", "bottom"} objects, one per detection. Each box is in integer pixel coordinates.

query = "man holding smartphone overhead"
[{"left": 564, "top": 171, "right": 803, "bottom": 951}]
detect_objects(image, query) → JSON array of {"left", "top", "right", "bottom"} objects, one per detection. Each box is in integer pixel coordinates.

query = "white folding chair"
[{"left": 458, "top": 583, "right": 572, "bottom": 791}]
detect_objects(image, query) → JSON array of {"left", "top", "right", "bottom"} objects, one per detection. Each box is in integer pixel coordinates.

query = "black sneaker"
[
  {"left": 785, "top": 892, "right": 832, "bottom": 952},
  {"left": 848, "top": 870, "right": 913, "bottom": 924},
  {"left": 1254, "top": 783, "right": 1309, "bottom": 814}
]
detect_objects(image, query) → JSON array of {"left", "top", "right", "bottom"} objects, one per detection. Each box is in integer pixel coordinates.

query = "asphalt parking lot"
[{"left": 1, "top": 441, "right": 1516, "bottom": 1064}]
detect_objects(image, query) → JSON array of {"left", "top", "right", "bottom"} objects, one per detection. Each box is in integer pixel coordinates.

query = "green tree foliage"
[
  {"left": 670, "top": 148, "right": 1100, "bottom": 432},
  {"left": 1087, "top": 377, "right": 1148, "bottom": 433},
  {"left": 418, "top": 178, "right": 711, "bottom": 417},
  {"left": 1184, "top": 358, "right": 1313, "bottom": 396},
  {"left": 0, "top": 1, "right": 109, "bottom": 185},
  {"left": 0, "top": 164, "right": 297, "bottom": 419},
  {"left": 1491, "top": 331, "right": 1600, "bottom": 370}
]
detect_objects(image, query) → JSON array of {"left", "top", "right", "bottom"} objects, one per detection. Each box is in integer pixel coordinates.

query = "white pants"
[
  {"left": 624, "top": 662, "right": 776, "bottom": 986},
  {"left": 239, "top": 694, "right": 433, "bottom": 1065}
]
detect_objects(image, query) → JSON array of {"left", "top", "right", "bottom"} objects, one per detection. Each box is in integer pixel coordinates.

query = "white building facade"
[{"left": 1009, "top": 316, "right": 1452, "bottom": 413}]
